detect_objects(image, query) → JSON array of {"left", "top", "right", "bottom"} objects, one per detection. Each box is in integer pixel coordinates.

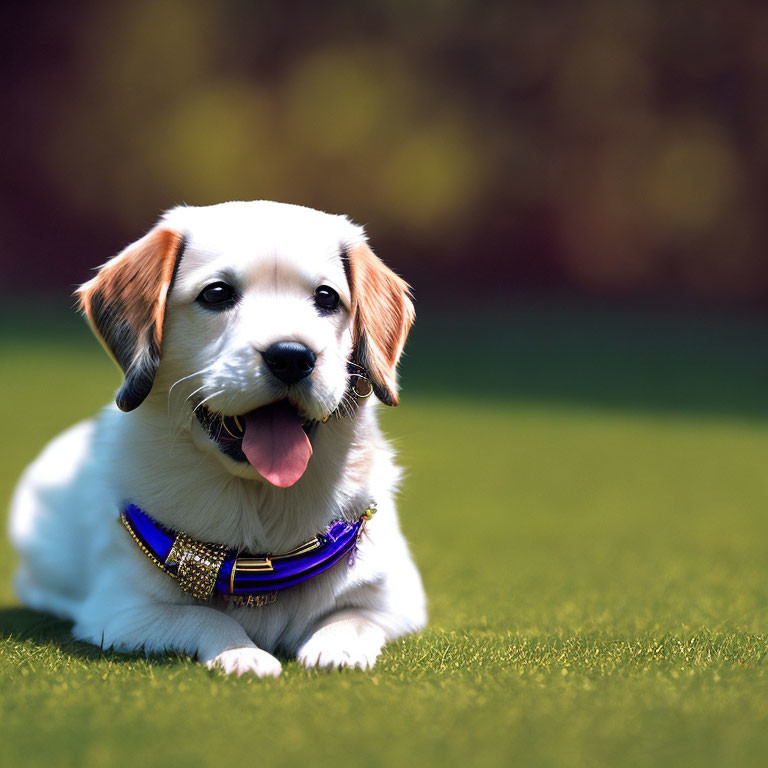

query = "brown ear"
[
  {"left": 77, "top": 227, "right": 185, "bottom": 412},
  {"left": 345, "top": 243, "right": 415, "bottom": 406}
]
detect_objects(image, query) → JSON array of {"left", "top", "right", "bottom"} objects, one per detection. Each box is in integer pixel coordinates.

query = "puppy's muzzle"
[{"left": 262, "top": 341, "right": 316, "bottom": 385}]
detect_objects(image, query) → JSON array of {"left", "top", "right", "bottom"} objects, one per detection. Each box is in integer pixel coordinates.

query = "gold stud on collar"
[{"left": 166, "top": 533, "right": 227, "bottom": 600}]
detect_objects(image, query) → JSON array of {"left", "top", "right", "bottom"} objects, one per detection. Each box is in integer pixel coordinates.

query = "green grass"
[{"left": 3, "top": 303, "right": 768, "bottom": 767}]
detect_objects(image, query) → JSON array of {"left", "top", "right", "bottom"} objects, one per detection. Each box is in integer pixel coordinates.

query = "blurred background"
[
  {"left": 5, "top": 5, "right": 768, "bottom": 764},
  {"left": 3, "top": 0, "right": 768, "bottom": 304}
]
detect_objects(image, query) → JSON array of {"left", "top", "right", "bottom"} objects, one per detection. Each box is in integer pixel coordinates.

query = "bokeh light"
[{"left": 2, "top": 0, "right": 767, "bottom": 302}]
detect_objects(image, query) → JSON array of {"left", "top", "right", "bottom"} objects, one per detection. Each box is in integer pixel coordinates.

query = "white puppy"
[{"left": 9, "top": 201, "right": 426, "bottom": 676}]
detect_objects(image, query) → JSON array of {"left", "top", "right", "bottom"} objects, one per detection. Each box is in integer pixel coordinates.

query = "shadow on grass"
[
  {"left": 0, "top": 606, "right": 190, "bottom": 666},
  {"left": 0, "top": 606, "right": 307, "bottom": 668}
]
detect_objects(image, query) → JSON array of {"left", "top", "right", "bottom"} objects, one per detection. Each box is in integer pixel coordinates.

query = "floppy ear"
[
  {"left": 345, "top": 243, "right": 415, "bottom": 406},
  {"left": 77, "top": 227, "right": 186, "bottom": 412}
]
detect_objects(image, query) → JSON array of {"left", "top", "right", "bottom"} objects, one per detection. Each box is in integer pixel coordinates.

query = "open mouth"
[{"left": 195, "top": 400, "right": 317, "bottom": 487}]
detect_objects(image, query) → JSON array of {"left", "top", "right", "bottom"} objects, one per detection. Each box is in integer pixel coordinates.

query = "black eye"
[
  {"left": 196, "top": 281, "right": 237, "bottom": 310},
  {"left": 314, "top": 285, "right": 340, "bottom": 311}
]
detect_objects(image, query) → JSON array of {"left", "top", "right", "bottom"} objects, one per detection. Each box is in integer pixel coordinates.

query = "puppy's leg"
[
  {"left": 297, "top": 609, "right": 387, "bottom": 670},
  {"left": 298, "top": 505, "right": 428, "bottom": 671},
  {"left": 74, "top": 603, "right": 282, "bottom": 677}
]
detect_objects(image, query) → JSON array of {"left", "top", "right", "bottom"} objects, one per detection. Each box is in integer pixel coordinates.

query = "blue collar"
[{"left": 120, "top": 502, "right": 375, "bottom": 608}]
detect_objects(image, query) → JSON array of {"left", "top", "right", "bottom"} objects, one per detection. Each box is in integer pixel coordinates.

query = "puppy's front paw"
[
  {"left": 298, "top": 617, "right": 385, "bottom": 671},
  {"left": 206, "top": 647, "right": 282, "bottom": 677}
]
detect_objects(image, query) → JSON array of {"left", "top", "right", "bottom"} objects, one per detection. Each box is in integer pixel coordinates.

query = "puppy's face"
[
  {"left": 78, "top": 201, "right": 414, "bottom": 487},
  {"left": 160, "top": 203, "right": 356, "bottom": 483}
]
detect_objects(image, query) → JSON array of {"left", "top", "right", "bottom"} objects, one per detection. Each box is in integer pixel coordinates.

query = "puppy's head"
[{"left": 78, "top": 201, "right": 414, "bottom": 486}]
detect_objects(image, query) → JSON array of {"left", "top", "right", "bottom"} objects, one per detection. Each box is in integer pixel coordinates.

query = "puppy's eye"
[
  {"left": 196, "top": 282, "right": 237, "bottom": 309},
  {"left": 314, "top": 285, "right": 340, "bottom": 311}
]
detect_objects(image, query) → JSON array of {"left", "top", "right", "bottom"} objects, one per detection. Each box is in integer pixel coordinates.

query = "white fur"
[{"left": 9, "top": 201, "right": 426, "bottom": 675}]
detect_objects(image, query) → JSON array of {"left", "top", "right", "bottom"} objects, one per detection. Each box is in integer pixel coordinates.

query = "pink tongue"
[{"left": 241, "top": 402, "right": 313, "bottom": 487}]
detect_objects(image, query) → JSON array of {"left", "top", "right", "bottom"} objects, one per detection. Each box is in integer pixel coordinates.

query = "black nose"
[{"left": 262, "top": 341, "right": 316, "bottom": 385}]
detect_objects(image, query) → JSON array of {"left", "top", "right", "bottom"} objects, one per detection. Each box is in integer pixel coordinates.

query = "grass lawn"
[{"left": 2, "top": 301, "right": 768, "bottom": 767}]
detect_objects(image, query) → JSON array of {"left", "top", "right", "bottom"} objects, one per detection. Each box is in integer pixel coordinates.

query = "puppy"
[{"left": 9, "top": 201, "right": 426, "bottom": 676}]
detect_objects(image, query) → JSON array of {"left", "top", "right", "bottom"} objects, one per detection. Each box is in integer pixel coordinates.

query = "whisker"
[
  {"left": 195, "top": 389, "right": 225, "bottom": 412},
  {"left": 165, "top": 366, "right": 216, "bottom": 450},
  {"left": 337, "top": 390, "right": 357, "bottom": 420},
  {"left": 167, "top": 384, "right": 208, "bottom": 443},
  {"left": 168, "top": 366, "right": 212, "bottom": 402},
  {"left": 169, "top": 387, "right": 224, "bottom": 453},
  {"left": 184, "top": 384, "right": 208, "bottom": 406}
]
